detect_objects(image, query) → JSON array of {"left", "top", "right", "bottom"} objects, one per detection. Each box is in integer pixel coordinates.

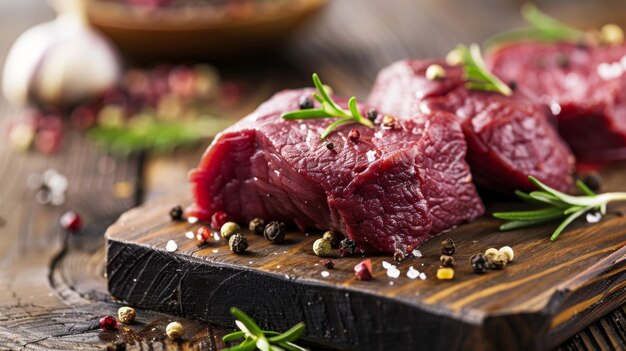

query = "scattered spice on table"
[
  {"left": 323, "top": 259, "right": 335, "bottom": 269},
  {"left": 60, "top": 211, "right": 82, "bottom": 231},
  {"left": 99, "top": 315, "right": 118, "bottom": 331},
  {"left": 169, "top": 205, "right": 184, "bottom": 221},
  {"left": 248, "top": 217, "right": 265, "bottom": 235},
  {"left": 313, "top": 237, "right": 332, "bottom": 257},
  {"left": 263, "top": 221, "right": 286, "bottom": 243},
  {"left": 470, "top": 253, "right": 489, "bottom": 274},
  {"left": 393, "top": 249, "right": 405, "bottom": 262},
  {"left": 322, "top": 231, "right": 339, "bottom": 248},
  {"left": 165, "top": 240, "right": 178, "bottom": 252},
  {"left": 195, "top": 226, "right": 211, "bottom": 245},
  {"left": 220, "top": 221, "right": 240, "bottom": 239},
  {"left": 166, "top": 321, "right": 184, "bottom": 339},
  {"left": 440, "top": 255, "right": 455, "bottom": 267},
  {"left": 339, "top": 238, "right": 356, "bottom": 257},
  {"left": 436, "top": 267, "right": 455, "bottom": 280},
  {"left": 354, "top": 259, "right": 373, "bottom": 281},
  {"left": 441, "top": 238, "right": 455, "bottom": 256},
  {"left": 117, "top": 306, "right": 136, "bottom": 324},
  {"left": 229, "top": 234, "right": 248, "bottom": 254}
]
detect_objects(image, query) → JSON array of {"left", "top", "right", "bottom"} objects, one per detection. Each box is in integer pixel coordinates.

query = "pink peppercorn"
[
  {"left": 354, "top": 259, "right": 373, "bottom": 281},
  {"left": 196, "top": 226, "right": 211, "bottom": 244},
  {"left": 99, "top": 315, "right": 118, "bottom": 331},
  {"left": 348, "top": 129, "right": 360, "bottom": 141},
  {"left": 60, "top": 211, "right": 82, "bottom": 231},
  {"left": 210, "top": 211, "right": 229, "bottom": 230}
]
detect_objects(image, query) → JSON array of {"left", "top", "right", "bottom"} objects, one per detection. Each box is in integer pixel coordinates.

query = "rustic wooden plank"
[{"left": 105, "top": 163, "right": 626, "bottom": 351}]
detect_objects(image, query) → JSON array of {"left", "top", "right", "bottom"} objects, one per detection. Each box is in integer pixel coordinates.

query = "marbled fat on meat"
[{"left": 187, "top": 89, "right": 484, "bottom": 253}]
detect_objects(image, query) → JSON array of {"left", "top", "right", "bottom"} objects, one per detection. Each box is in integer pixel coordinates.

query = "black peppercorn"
[
  {"left": 169, "top": 205, "right": 184, "bottom": 221},
  {"left": 339, "top": 238, "right": 356, "bottom": 257},
  {"left": 393, "top": 249, "right": 405, "bottom": 262},
  {"left": 107, "top": 342, "right": 126, "bottom": 351},
  {"left": 324, "top": 259, "right": 335, "bottom": 269},
  {"left": 366, "top": 108, "right": 378, "bottom": 123},
  {"left": 326, "top": 142, "right": 335, "bottom": 151},
  {"left": 441, "top": 238, "right": 455, "bottom": 256},
  {"left": 229, "top": 233, "right": 248, "bottom": 253},
  {"left": 249, "top": 217, "right": 265, "bottom": 235},
  {"left": 299, "top": 96, "right": 313, "bottom": 110},
  {"left": 508, "top": 80, "right": 517, "bottom": 91},
  {"left": 264, "top": 221, "right": 286, "bottom": 243},
  {"left": 440, "top": 255, "right": 455, "bottom": 267},
  {"left": 470, "top": 253, "right": 488, "bottom": 274},
  {"left": 581, "top": 172, "right": 602, "bottom": 192}
]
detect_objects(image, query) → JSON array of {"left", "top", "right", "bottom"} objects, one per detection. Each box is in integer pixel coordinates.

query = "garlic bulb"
[{"left": 2, "top": 8, "right": 121, "bottom": 106}]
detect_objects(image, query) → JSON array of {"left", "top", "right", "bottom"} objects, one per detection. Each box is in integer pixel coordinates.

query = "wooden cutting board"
[{"left": 105, "top": 165, "right": 626, "bottom": 351}]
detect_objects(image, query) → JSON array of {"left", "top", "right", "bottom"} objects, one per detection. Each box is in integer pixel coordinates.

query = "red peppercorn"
[
  {"left": 99, "top": 315, "right": 118, "bottom": 331},
  {"left": 354, "top": 259, "right": 373, "bottom": 281},
  {"left": 348, "top": 129, "right": 360, "bottom": 141},
  {"left": 196, "top": 226, "right": 211, "bottom": 244},
  {"left": 60, "top": 211, "right": 82, "bottom": 231},
  {"left": 210, "top": 211, "right": 229, "bottom": 230}
]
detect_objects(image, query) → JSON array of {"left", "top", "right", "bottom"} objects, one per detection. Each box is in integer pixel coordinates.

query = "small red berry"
[
  {"left": 348, "top": 129, "right": 360, "bottom": 141},
  {"left": 210, "top": 211, "right": 229, "bottom": 230},
  {"left": 196, "top": 226, "right": 211, "bottom": 244},
  {"left": 354, "top": 259, "right": 373, "bottom": 281},
  {"left": 99, "top": 315, "right": 118, "bottom": 331},
  {"left": 60, "top": 211, "right": 82, "bottom": 231}
]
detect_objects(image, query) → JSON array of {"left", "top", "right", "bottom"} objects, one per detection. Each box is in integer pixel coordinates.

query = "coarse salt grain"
[
  {"left": 165, "top": 240, "right": 178, "bottom": 252},
  {"left": 188, "top": 216, "right": 199, "bottom": 224},
  {"left": 387, "top": 267, "right": 400, "bottom": 278},
  {"left": 213, "top": 232, "right": 221, "bottom": 241},
  {"left": 321, "top": 271, "right": 330, "bottom": 278},
  {"left": 382, "top": 261, "right": 394, "bottom": 270},
  {"left": 412, "top": 250, "right": 423, "bottom": 258},
  {"left": 212, "top": 249, "right": 219, "bottom": 253},
  {"left": 185, "top": 231, "right": 194, "bottom": 239},
  {"left": 407, "top": 266, "right": 420, "bottom": 279},
  {"left": 419, "top": 272, "right": 427, "bottom": 280},
  {"left": 586, "top": 212, "right": 602, "bottom": 223}
]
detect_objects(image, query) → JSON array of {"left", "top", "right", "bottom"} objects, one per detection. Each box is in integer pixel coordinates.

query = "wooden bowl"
[{"left": 84, "top": 0, "right": 328, "bottom": 61}]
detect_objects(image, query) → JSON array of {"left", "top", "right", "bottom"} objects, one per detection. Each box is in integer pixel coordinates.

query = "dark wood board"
[{"left": 106, "top": 165, "right": 626, "bottom": 351}]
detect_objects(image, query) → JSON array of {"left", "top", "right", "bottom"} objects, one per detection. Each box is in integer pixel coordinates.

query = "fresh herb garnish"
[
  {"left": 281, "top": 73, "right": 373, "bottom": 140},
  {"left": 222, "top": 307, "right": 308, "bottom": 351},
  {"left": 493, "top": 176, "right": 626, "bottom": 241},
  {"left": 485, "top": 3, "right": 586, "bottom": 48},
  {"left": 453, "top": 44, "right": 512, "bottom": 96}
]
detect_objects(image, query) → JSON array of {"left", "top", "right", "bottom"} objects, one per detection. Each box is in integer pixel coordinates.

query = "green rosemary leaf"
[
  {"left": 221, "top": 339, "right": 257, "bottom": 351},
  {"left": 528, "top": 192, "right": 568, "bottom": 207},
  {"left": 493, "top": 207, "right": 565, "bottom": 221},
  {"left": 223, "top": 331, "right": 247, "bottom": 342},
  {"left": 278, "top": 342, "right": 310, "bottom": 351},
  {"left": 321, "top": 118, "right": 355, "bottom": 140},
  {"left": 281, "top": 109, "right": 330, "bottom": 120},
  {"left": 313, "top": 93, "right": 324, "bottom": 104},
  {"left": 348, "top": 97, "right": 372, "bottom": 127},
  {"left": 268, "top": 323, "right": 305, "bottom": 344},
  {"left": 499, "top": 218, "right": 559, "bottom": 231},
  {"left": 550, "top": 206, "right": 591, "bottom": 241},
  {"left": 528, "top": 176, "right": 591, "bottom": 207},
  {"left": 231, "top": 308, "right": 263, "bottom": 337},
  {"left": 576, "top": 180, "right": 597, "bottom": 196},
  {"left": 256, "top": 337, "right": 271, "bottom": 351},
  {"left": 312, "top": 73, "right": 341, "bottom": 113},
  {"left": 563, "top": 205, "right": 585, "bottom": 215},
  {"left": 456, "top": 44, "right": 512, "bottom": 96},
  {"left": 270, "top": 345, "right": 286, "bottom": 351}
]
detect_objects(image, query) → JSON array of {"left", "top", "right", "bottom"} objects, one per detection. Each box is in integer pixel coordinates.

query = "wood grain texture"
[{"left": 105, "top": 165, "right": 626, "bottom": 351}]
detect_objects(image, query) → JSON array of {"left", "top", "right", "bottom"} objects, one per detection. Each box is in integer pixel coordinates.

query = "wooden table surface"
[{"left": 2, "top": 1, "right": 626, "bottom": 350}]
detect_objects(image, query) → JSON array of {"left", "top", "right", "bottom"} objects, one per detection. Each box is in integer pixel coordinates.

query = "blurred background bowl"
[{"left": 84, "top": 0, "right": 328, "bottom": 62}]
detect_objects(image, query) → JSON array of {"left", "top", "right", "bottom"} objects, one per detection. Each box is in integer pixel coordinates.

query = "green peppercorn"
[
  {"left": 248, "top": 218, "right": 265, "bottom": 235},
  {"left": 425, "top": 64, "right": 446, "bottom": 80},
  {"left": 440, "top": 255, "right": 455, "bottom": 267},
  {"left": 313, "top": 238, "right": 332, "bottom": 257},
  {"left": 166, "top": 321, "right": 184, "bottom": 339},
  {"left": 229, "top": 233, "right": 248, "bottom": 254},
  {"left": 322, "top": 231, "right": 339, "bottom": 248},
  {"left": 220, "top": 221, "right": 240, "bottom": 239},
  {"left": 117, "top": 306, "right": 136, "bottom": 324},
  {"left": 264, "top": 221, "right": 286, "bottom": 243}
]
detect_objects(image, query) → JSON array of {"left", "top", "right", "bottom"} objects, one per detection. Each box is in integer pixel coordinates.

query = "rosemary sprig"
[
  {"left": 222, "top": 307, "right": 308, "bottom": 351},
  {"left": 454, "top": 44, "right": 512, "bottom": 96},
  {"left": 281, "top": 73, "right": 373, "bottom": 139},
  {"left": 485, "top": 3, "right": 585, "bottom": 49},
  {"left": 494, "top": 176, "right": 626, "bottom": 240}
]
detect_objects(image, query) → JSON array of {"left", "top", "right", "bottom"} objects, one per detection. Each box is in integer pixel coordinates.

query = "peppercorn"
[
  {"left": 441, "top": 238, "right": 455, "bottom": 256},
  {"left": 210, "top": 211, "right": 229, "bottom": 230},
  {"left": 322, "top": 231, "right": 339, "bottom": 248},
  {"left": 484, "top": 248, "right": 499, "bottom": 261},
  {"left": 248, "top": 217, "right": 265, "bottom": 235},
  {"left": 556, "top": 54, "right": 570, "bottom": 68},
  {"left": 440, "top": 255, "right": 455, "bottom": 267},
  {"left": 348, "top": 128, "right": 360, "bottom": 141},
  {"left": 118, "top": 306, "right": 136, "bottom": 324},
  {"left": 600, "top": 23, "right": 624, "bottom": 45},
  {"left": 354, "top": 259, "right": 373, "bottom": 281},
  {"left": 491, "top": 252, "right": 508, "bottom": 269},
  {"left": 381, "top": 115, "right": 396, "bottom": 129},
  {"left": 220, "top": 221, "right": 240, "bottom": 239},
  {"left": 106, "top": 341, "right": 126, "bottom": 351},
  {"left": 60, "top": 211, "right": 82, "bottom": 231},
  {"left": 166, "top": 321, "right": 184, "bottom": 339},
  {"left": 425, "top": 64, "right": 446, "bottom": 80},
  {"left": 339, "top": 238, "right": 356, "bottom": 257},
  {"left": 470, "top": 253, "right": 489, "bottom": 274},
  {"left": 326, "top": 142, "right": 335, "bottom": 151},
  {"left": 581, "top": 172, "right": 602, "bottom": 192},
  {"left": 436, "top": 267, "right": 455, "bottom": 280},
  {"left": 99, "top": 315, "right": 118, "bottom": 331},
  {"left": 393, "top": 249, "right": 405, "bottom": 263},
  {"left": 169, "top": 205, "right": 184, "bottom": 221},
  {"left": 229, "top": 233, "right": 248, "bottom": 254},
  {"left": 366, "top": 108, "right": 378, "bottom": 123},
  {"left": 313, "top": 238, "right": 332, "bottom": 257},
  {"left": 195, "top": 226, "right": 211, "bottom": 245},
  {"left": 264, "top": 221, "right": 286, "bottom": 243},
  {"left": 299, "top": 96, "right": 313, "bottom": 110},
  {"left": 499, "top": 246, "right": 514, "bottom": 262},
  {"left": 508, "top": 80, "right": 517, "bottom": 91},
  {"left": 323, "top": 259, "right": 335, "bottom": 269}
]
